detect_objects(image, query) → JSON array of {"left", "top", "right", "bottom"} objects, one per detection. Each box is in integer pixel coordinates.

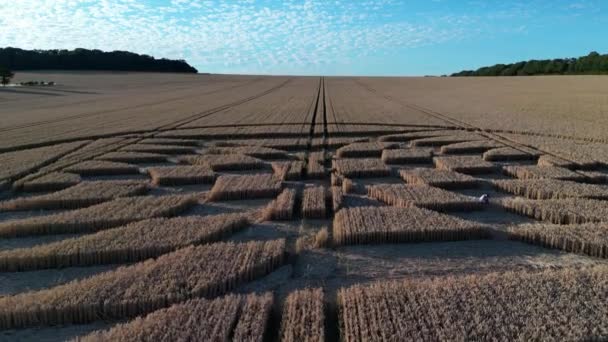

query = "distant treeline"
[
  {"left": 452, "top": 52, "right": 608, "bottom": 76},
  {"left": 0, "top": 47, "right": 198, "bottom": 73}
]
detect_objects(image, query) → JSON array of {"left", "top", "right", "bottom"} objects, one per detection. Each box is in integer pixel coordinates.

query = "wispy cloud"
[
  {"left": 0, "top": 0, "right": 478, "bottom": 74},
  {"left": 0, "top": 0, "right": 602, "bottom": 75}
]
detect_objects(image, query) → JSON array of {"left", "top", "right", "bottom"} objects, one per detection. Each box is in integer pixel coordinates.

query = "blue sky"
[{"left": 0, "top": 0, "right": 606, "bottom": 75}]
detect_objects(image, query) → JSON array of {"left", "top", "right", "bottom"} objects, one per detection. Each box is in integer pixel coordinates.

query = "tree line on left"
[{"left": 0, "top": 47, "right": 199, "bottom": 85}]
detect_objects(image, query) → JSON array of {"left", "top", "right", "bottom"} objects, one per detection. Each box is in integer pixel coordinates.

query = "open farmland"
[{"left": 1, "top": 72, "right": 608, "bottom": 340}]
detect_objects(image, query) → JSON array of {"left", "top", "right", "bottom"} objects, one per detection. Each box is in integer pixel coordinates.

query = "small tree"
[{"left": 0, "top": 66, "right": 14, "bottom": 86}]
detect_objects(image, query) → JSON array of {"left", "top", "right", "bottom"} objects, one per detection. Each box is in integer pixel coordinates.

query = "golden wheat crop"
[
  {"left": 0, "top": 181, "right": 149, "bottom": 212},
  {"left": 492, "top": 179, "right": 608, "bottom": 200},
  {"left": 18, "top": 172, "right": 81, "bottom": 192},
  {"left": 333, "top": 158, "right": 391, "bottom": 178},
  {"left": 368, "top": 184, "right": 482, "bottom": 211},
  {"left": 440, "top": 140, "right": 504, "bottom": 154},
  {"left": 400, "top": 168, "right": 480, "bottom": 189},
  {"left": 0, "top": 194, "right": 196, "bottom": 237},
  {"left": 160, "top": 126, "right": 304, "bottom": 140},
  {"left": 139, "top": 138, "right": 201, "bottom": 146},
  {"left": 0, "top": 141, "right": 87, "bottom": 184},
  {"left": 536, "top": 154, "right": 577, "bottom": 169},
  {"left": 333, "top": 206, "right": 487, "bottom": 245},
  {"left": 310, "top": 137, "right": 326, "bottom": 150},
  {"left": 6, "top": 74, "right": 608, "bottom": 340},
  {"left": 508, "top": 223, "right": 608, "bottom": 258},
  {"left": 0, "top": 213, "right": 249, "bottom": 271},
  {"left": 381, "top": 148, "right": 433, "bottom": 164},
  {"left": 264, "top": 188, "right": 297, "bottom": 220},
  {"left": 206, "top": 145, "right": 289, "bottom": 159},
  {"left": 158, "top": 127, "right": 249, "bottom": 140},
  {"left": 272, "top": 161, "right": 305, "bottom": 181},
  {"left": 326, "top": 137, "right": 367, "bottom": 148},
  {"left": 97, "top": 151, "right": 168, "bottom": 163},
  {"left": 314, "top": 228, "right": 329, "bottom": 248},
  {"left": 499, "top": 197, "right": 608, "bottom": 224},
  {"left": 336, "top": 124, "right": 404, "bottom": 136},
  {"left": 341, "top": 178, "right": 367, "bottom": 194},
  {"left": 378, "top": 130, "right": 448, "bottom": 142},
  {"left": 219, "top": 138, "right": 308, "bottom": 151},
  {"left": 280, "top": 288, "right": 324, "bottom": 342},
  {"left": 74, "top": 293, "right": 273, "bottom": 342},
  {"left": 500, "top": 133, "right": 606, "bottom": 168},
  {"left": 180, "top": 153, "right": 266, "bottom": 171},
  {"left": 148, "top": 165, "right": 215, "bottom": 185},
  {"left": 302, "top": 186, "right": 328, "bottom": 219},
  {"left": 433, "top": 155, "right": 498, "bottom": 174},
  {"left": 310, "top": 151, "right": 327, "bottom": 162},
  {"left": 233, "top": 292, "right": 274, "bottom": 341},
  {"left": 306, "top": 151, "right": 327, "bottom": 179},
  {"left": 162, "top": 127, "right": 250, "bottom": 140},
  {"left": 338, "top": 266, "right": 608, "bottom": 341},
  {"left": 502, "top": 165, "right": 584, "bottom": 181},
  {"left": 9, "top": 138, "right": 139, "bottom": 188},
  {"left": 121, "top": 143, "right": 195, "bottom": 155},
  {"left": 209, "top": 174, "right": 282, "bottom": 201},
  {"left": 0, "top": 239, "right": 285, "bottom": 329},
  {"left": 65, "top": 160, "right": 140, "bottom": 176},
  {"left": 331, "top": 186, "right": 344, "bottom": 213},
  {"left": 483, "top": 146, "right": 540, "bottom": 161},
  {"left": 336, "top": 142, "right": 396, "bottom": 158},
  {"left": 341, "top": 178, "right": 355, "bottom": 193},
  {"left": 409, "top": 133, "right": 481, "bottom": 147}
]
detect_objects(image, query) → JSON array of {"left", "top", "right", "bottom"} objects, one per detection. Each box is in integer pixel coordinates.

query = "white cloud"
[{"left": 0, "top": 0, "right": 479, "bottom": 74}]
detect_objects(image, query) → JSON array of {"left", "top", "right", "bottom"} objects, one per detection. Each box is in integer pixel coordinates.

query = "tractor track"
[
  {"left": 351, "top": 78, "right": 592, "bottom": 164},
  {"left": 0, "top": 77, "right": 266, "bottom": 133},
  {"left": 0, "top": 77, "right": 292, "bottom": 154},
  {"left": 158, "top": 77, "right": 294, "bottom": 131},
  {"left": 306, "top": 77, "right": 323, "bottom": 151},
  {"left": 2, "top": 77, "right": 294, "bottom": 186},
  {"left": 324, "top": 78, "right": 340, "bottom": 134},
  {"left": 321, "top": 77, "right": 328, "bottom": 141}
]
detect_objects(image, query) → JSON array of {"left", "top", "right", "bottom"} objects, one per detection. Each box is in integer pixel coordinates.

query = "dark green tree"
[
  {"left": 0, "top": 47, "right": 198, "bottom": 73},
  {"left": 0, "top": 66, "right": 14, "bottom": 85},
  {"left": 452, "top": 51, "right": 608, "bottom": 76}
]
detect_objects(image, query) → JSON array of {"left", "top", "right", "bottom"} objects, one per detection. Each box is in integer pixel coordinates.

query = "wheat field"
[{"left": 1, "top": 72, "right": 608, "bottom": 340}]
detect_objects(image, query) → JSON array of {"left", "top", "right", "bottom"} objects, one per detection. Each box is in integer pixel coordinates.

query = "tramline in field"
[{"left": 2, "top": 72, "right": 608, "bottom": 341}]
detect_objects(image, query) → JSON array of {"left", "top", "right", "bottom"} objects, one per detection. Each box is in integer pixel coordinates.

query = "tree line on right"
[{"left": 452, "top": 51, "right": 608, "bottom": 76}]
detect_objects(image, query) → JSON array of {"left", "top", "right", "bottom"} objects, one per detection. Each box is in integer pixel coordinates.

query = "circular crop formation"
[{"left": 1, "top": 75, "right": 608, "bottom": 340}]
